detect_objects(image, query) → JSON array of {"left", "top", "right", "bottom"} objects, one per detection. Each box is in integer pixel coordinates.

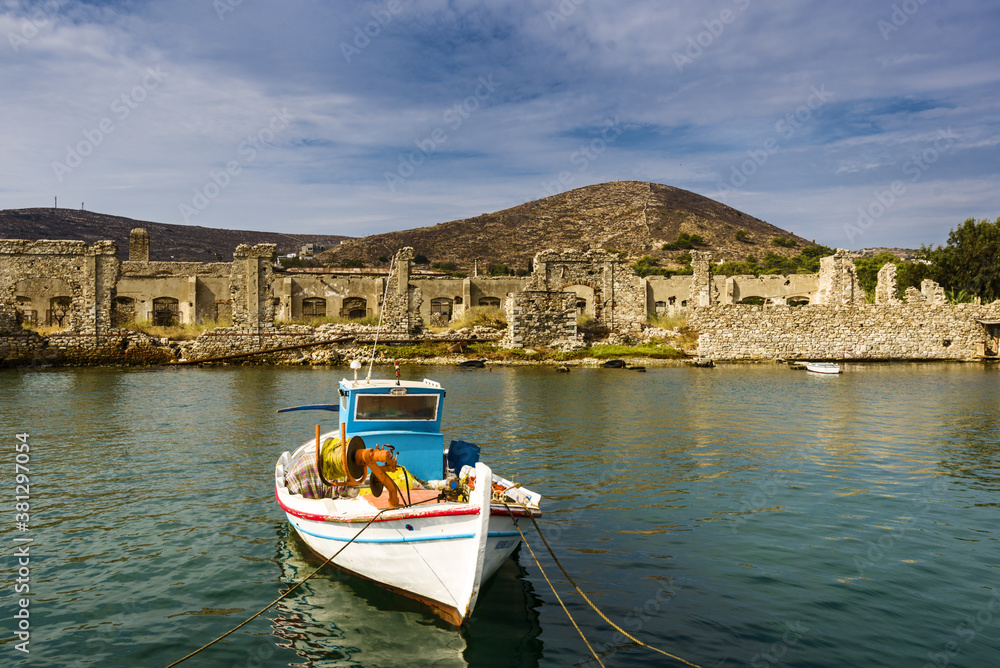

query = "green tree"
[
  {"left": 853, "top": 253, "right": 931, "bottom": 302},
  {"left": 924, "top": 217, "right": 1000, "bottom": 302},
  {"left": 662, "top": 232, "right": 705, "bottom": 250},
  {"left": 488, "top": 262, "right": 510, "bottom": 276},
  {"left": 896, "top": 260, "right": 930, "bottom": 295},
  {"left": 632, "top": 255, "right": 672, "bottom": 277},
  {"left": 853, "top": 252, "right": 900, "bottom": 299},
  {"left": 761, "top": 252, "right": 796, "bottom": 274}
]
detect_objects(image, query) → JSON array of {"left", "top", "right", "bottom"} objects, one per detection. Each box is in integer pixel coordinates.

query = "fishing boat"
[
  {"left": 273, "top": 361, "right": 542, "bottom": 626},
  {"left": 805, "top": 361, "right": 842, "bottom": 374}
]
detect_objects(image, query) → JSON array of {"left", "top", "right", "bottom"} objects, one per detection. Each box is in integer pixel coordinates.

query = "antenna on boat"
[
  {"left": 350, "top": 359, "right": 362, "bottom": 382},
  {"left": 365, "top": 253, "right": 396, "bottom": 383}
]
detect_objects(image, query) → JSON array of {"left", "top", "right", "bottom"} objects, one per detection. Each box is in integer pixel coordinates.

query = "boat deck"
[{"left": 362, "top": 488, "right": 442, "bottom": 510}]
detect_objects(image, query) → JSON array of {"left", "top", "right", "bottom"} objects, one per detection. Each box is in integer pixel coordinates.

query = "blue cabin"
[{"left": 339, "top": 378, "right": 446, "bottom": 482}]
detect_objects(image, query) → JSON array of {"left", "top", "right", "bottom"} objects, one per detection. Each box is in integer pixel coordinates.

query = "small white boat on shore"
[
  {"left": 805, "top": 362, "right": 842, "bottom": 374},
  {"left": 274, "top": 365, "right": 541, "bottom": 625}
]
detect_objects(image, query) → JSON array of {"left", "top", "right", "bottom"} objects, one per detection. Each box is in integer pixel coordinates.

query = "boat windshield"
[{"left": 354, "top": 394, "right": 439, "bottom": 421}]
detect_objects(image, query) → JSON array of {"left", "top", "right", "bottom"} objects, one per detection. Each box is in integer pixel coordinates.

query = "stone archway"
[{"left": 340, "top": 297, "right": 367, "bottom": 319}]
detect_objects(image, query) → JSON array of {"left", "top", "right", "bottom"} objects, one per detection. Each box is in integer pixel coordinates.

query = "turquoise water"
[{"left": 1, "top": 363, "right": 998, "bottom": 667}]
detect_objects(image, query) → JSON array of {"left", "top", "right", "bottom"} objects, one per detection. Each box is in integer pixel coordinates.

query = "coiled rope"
[
  {"left": 162, "top": 506, "right": 393, "bottom": 668},
  {"left": 504, "top": 503, "right": 704, "bottom": 668}
]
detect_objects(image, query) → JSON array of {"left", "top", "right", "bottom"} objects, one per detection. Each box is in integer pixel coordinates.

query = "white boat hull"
[
  {"left": 275, "top": 444, "right": 534, "bottom": 625},
  {"left": 805, "top": 362, "right": 842, "bottom": 374}
]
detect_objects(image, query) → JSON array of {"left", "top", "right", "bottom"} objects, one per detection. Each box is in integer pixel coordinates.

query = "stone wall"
[
  {"left": 1, "top": 239, "right": 120, "bottom": 335},
  {"left": 501, "top": 290, "right": 578, "bottom": 349},
  {"left": 275, "top": 274, "right": 383, "bottom": 322},
  {"left": 875, "top": 263, "right": 899, "bottom": 304},
  {"left": 689, "top": 302, "right": 1000, "bottom": 361},
  {"left": 0, "top": 303, "right": 20, "bottom": 334},
  {"left": 129, "top": 228, "right": 150, "bottom": 262},
  {"left": 811, "top": 249, "right": 861, "bottom": 305},
  {"left": 529, "top": 248, "right": 645, "bottom": 331},
  {"left": 379, "top": 247, "right": 422, "bottom": 334},
  {"left": 724, "top": 273, "right": 818, "bottom": 305},
  {"left": 690, "top": 250, "right": 718, "bottom": 307},
  {"left": 230, "top": 244, "right": 277, "bottom": 326},
  {"left": 0, "top": 329, "right": 176, "bottom": 367}
]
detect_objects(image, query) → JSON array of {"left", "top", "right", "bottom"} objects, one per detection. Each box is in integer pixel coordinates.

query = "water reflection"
[{"left": 270, "top": 527, "right": 542, "bottom": 667}]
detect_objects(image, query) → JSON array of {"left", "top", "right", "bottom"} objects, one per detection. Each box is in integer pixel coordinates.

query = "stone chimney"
[{"left": 129, "top": 228, "right": 150, "bottom": 263}]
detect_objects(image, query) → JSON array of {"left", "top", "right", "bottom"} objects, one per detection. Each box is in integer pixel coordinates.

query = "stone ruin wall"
[
  {"left": 689, "top": 302, "right": 1000, "bottom": 361},
  {"left": 379, "top": 247, "right": 423, "bottom": 334},
  {"left": 810, "top": 249, "right": 862, "bottom": 305},
  {"left": 522, "top": 248, "right": 645, "bottom": 334},
  {"left": 501, "top": 291, "right": 578, "bottom": 349},
  {"left": 689, "top": 249, "right": 998, "bottom": 361},
  {"left": 0, "top": 239, "right": 119, "bottom": 335},
  {"left": 3, "top": 235, "right": 1000, "bottom": 365},
  {"left": 230, "top": 243, "right": 277, "bottom": 327}
]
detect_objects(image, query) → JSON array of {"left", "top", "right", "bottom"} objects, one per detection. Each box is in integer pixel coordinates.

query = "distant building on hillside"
[{"left": 299, "top": 243, "right": 325, "bottom": 257}]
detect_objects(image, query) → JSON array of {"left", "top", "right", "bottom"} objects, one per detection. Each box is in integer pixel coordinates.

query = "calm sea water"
[{"left": 1, "top": 363, "right": 998, "bottom": 668}]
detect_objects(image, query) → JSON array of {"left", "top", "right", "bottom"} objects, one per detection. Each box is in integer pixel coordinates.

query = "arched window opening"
[{"left": 340, "top": 297, "right": 367, "bottom": 319}]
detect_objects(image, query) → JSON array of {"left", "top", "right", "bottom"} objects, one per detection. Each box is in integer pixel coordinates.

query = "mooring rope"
[
  {"left": 504, "top": 503, "right": 704, "bottom": 668},
  {"left": 162, "top": 507, "right": 391, "bottom": 668},
  {"left": 505, "top": 506, "right": 606, "bottom": 667},
  {"left": 163, "top": 492, "right": 449, "bottom": 667}
]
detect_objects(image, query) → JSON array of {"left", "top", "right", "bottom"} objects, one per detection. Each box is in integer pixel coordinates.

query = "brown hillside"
[
  {"left": 0, "top": 208, "right": 351, "bottom": 262},
  {"left": 317, "top": 181, "right": 811, "bottom": 271}
]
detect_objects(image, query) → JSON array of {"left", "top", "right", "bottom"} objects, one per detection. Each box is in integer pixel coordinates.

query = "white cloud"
[{"left": 0, "top": 0, "right": 996, "bottom": 246}]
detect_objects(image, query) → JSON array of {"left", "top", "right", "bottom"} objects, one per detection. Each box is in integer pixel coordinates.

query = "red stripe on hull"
[{"left": 275, "top": 485, "right": 540, "bottom": 522}]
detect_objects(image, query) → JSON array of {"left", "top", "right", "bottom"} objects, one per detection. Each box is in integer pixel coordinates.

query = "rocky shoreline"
[{"left": 0, "top": 321, "right": 698, "bottom": 369}]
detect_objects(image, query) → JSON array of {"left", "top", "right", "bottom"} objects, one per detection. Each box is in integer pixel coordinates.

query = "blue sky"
[{"left": 1, "top": 0, "right": 998, "bottom": 249}]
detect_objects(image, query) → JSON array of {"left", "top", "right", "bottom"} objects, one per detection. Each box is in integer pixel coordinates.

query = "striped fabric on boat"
[{"left": 285, "top": 443, "right": 337, "bottom": 499}]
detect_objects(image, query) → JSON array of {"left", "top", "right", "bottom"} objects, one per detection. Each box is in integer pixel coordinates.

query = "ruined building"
[{"left": 2, "top": 230, "right": 999, "bottom": 363}]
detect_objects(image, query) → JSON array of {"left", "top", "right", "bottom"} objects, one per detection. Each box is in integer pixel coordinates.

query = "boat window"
[{"left": 355, "top": 394, "right": 438, "bottom": 421}]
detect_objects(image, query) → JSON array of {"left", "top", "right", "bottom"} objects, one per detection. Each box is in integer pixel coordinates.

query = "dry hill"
[
  {"left": 317, "top": 181, "right": 812, "bottom": 271},
  {"left": 0, "top": 208, "right": 351, "bottom": 262}
]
